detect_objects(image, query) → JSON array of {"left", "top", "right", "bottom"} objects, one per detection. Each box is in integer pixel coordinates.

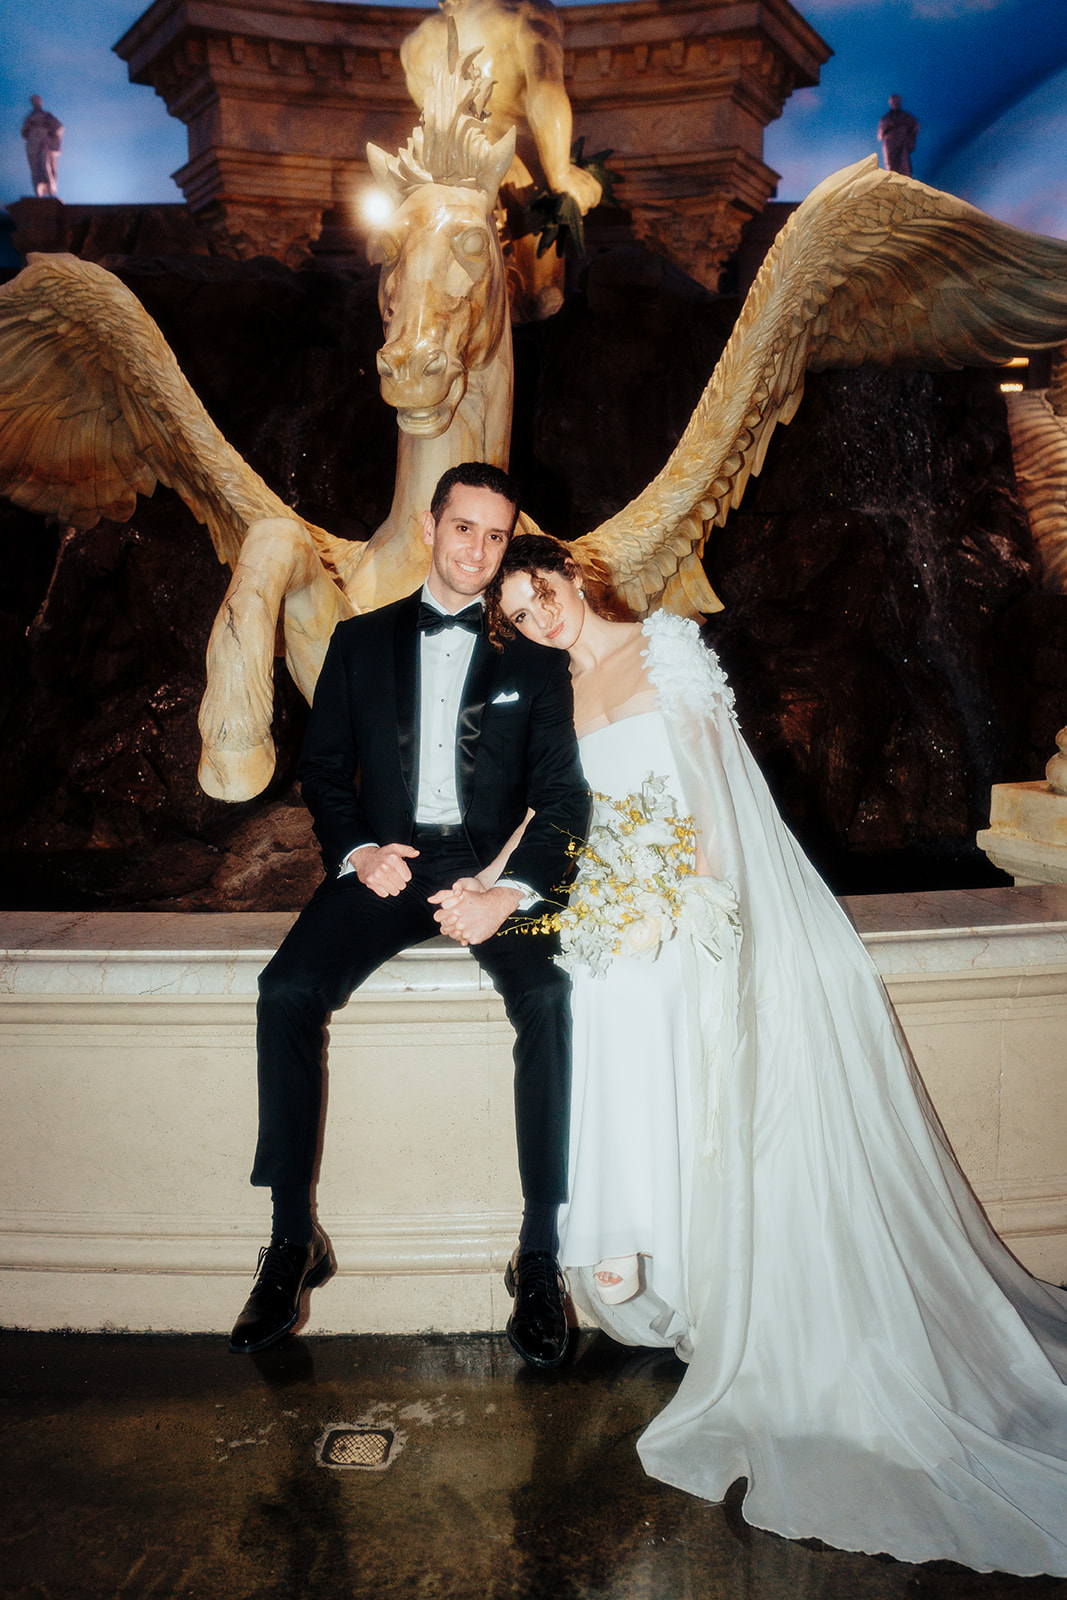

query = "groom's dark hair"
[{"left": 429, "top": 462, "right": 520, "bottom": 533}]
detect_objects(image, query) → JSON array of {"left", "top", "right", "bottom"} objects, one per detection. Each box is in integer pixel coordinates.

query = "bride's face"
[{"left": 499, "top": 567, "right": 584, "bottom": 650}]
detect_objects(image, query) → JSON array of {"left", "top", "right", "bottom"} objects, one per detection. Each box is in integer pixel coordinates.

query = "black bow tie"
[{"left": 417, "top": 602, "right": 483, "bottom": 636}]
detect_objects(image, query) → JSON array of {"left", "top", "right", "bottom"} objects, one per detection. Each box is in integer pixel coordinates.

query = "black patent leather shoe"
[
  {"left": 229, "top": 1225, "right": 333, "bottom": 1354},
  {"left": 504, "top": 1249, "right": 569, "bottom": 1369}
]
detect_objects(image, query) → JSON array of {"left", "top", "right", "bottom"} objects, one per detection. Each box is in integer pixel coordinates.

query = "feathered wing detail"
[
  {"left": 1005, "top": 346, "right": 1067, "bottom": 593},
  {"left": 580, "top": 157, "right": 1067, "bottom": 617},
  {"left": 0, "top": 252, "right": 345, "bottom": 575}
]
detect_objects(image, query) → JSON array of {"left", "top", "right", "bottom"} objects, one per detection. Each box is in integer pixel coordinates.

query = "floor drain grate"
[{"left": 317, "top": 1427, "right": 397, "bottom": 1470}]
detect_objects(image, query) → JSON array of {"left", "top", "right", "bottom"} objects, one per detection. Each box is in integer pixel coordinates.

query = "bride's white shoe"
[{"left": 593, "top": 1254, "right": 640, "bottom": 1304}]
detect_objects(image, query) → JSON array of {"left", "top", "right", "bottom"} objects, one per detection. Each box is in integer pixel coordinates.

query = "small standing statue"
[
  {"left": 21, "top": 95, "right": 63, "bottom": 198},
  {"left": 877, "top": 93, "right": 919, "bottom": 176}
]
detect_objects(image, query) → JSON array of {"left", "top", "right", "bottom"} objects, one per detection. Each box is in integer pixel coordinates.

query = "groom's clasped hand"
[
  {"left": 350, "top": 840, "right": 419, "bottom": 897},
  {"left": 430, "top": 877, "right": 521, "bottom": 947}
]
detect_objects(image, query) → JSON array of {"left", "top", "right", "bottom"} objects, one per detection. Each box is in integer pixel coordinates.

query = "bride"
[{"left": 484, "top": 531, "right": 1067, "bottom": 1576}]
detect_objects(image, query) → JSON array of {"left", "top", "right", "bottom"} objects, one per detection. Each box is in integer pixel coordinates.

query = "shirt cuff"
[
  {"left": 495, "top": 877, "right": 539, "bottom": 912},
  {"left": 338, "top": 843, "right": 375, "bottom": 878}
]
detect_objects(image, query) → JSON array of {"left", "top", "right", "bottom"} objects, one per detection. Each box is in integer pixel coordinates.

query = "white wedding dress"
[{"left": 557, "top": 612, "right": 1067, "bottom": 1575}]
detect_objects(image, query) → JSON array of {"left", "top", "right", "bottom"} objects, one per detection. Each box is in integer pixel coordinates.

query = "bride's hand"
[{"left": 429, "top": 879, "right": 523, "bottom": 946}]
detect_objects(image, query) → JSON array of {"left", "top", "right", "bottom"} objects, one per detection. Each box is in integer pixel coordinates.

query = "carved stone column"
[
  {"left": 114, "top": 0, "right": 425, "bottom": 265},
  {"left": 562, "top": 0, "right": 828, "bottom": 287}
]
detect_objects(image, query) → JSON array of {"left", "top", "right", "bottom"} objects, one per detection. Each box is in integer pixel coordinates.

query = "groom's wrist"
[
  {"left": 495, "top": 878, "right": 537, "bottom": 912},
  {"left": 338, "top": 842, "right": 375, "bottom": 878}
]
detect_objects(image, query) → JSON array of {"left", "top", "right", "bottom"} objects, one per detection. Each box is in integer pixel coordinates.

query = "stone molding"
[
  {"left": 114, "top": 0, "right": 830, "bottom": 282},
  {"left": 978, "top": 831, "right": 1067, "bottom": 887},
  {"left": 0, "top": 1208, "right": 521, "bottom": 1276}
]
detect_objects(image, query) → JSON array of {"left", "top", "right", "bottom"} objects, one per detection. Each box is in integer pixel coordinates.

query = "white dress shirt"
[{"left": 414, "top": 588, "right": 478, "bottom": 823}]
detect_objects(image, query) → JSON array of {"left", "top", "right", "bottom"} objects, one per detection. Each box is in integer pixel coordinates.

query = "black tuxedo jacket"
[{"left": 297, "top": 589, "right": 590, "bottom": 902}]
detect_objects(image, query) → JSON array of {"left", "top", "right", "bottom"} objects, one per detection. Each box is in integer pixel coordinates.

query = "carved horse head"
[{"left": 366, "top": 27, "right": 515, "bottom": 438}]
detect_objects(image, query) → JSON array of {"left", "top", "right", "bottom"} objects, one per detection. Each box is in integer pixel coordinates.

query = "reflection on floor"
[{"left": 3, "top": 1329, "right": 1066, "bottom": 1600}]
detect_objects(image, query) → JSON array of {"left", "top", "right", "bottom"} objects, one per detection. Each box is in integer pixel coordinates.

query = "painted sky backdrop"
[{"left": 2, "top": 0, "right": 1066, "bottom": 237}]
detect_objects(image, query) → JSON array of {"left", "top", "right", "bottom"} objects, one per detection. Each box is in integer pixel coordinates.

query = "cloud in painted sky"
[
  {"left": 910, "top": 0, "right": 1005, "bottom": 18},
  {"left": 803, "top": 0, "right": 1008, "bottom": 13}
]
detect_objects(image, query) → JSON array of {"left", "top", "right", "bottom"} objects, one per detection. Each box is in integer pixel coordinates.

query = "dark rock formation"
[
  {"left": 0, "top": 253, "right": 392, "bottom": 911},
  {"left": 702, "top": 365, "right": 1059, "bottom": 892},
  {"left": 1, "top": 246, "right": 1063, "bottom": 909},
  {"left": 8, "top": 200, "right": 212, "bottom": 267}
]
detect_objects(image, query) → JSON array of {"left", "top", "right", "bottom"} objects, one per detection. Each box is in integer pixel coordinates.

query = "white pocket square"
[{"left": 492, "top": 690, "right": 520, "bottom": 704}]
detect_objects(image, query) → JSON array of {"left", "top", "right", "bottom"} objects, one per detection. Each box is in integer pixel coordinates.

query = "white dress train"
[{"left": 556, "top": 611, "right": 1067, "bottom": 1575}]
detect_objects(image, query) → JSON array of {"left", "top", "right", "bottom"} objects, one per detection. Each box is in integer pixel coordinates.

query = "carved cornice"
[
  {"left": 175, "top": 147, "right": 361, "bottom": 209},
  {"left": 615, "top": 145, "right": 776, "bottom": 200},
  {"left": 116, "top": 0, "right": 426, "bottom": 104},
  {"left": 195, "top": 203, "right": 327, "bottom": 266},
  {"left": 630, "top": 193, "right": 752, "bottom": 287},
  {"left": 117, "top": 0, "right": 824, "bottom": 111}
]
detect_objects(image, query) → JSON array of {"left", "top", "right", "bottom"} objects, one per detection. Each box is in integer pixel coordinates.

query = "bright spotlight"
[{"left": 361, "top": 188, "right": 394, "bottom": 226}]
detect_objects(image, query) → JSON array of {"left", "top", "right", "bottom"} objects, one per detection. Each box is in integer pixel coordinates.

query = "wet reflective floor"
[{"left": 3, "top": 1329, "right": 1067, "bottom": 1600}]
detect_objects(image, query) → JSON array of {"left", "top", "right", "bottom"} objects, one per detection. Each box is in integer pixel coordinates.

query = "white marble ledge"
[
  {"left": 841, "top": 885, "right": 1067, "bottom": 975},
  {"left": 0, "top": 913, "right": 486, "bottom": 998},
  {"left": 2, "top": 887, "right": 1067, "bottom": 995}
]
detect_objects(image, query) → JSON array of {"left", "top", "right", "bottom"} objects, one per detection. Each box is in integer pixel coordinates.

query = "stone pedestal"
[
  {"left": 978, "top": 781, "right": 1067, "bottom": 885},
  {"left": 114, "top": 0, "right": 829, "bottom": 283}
]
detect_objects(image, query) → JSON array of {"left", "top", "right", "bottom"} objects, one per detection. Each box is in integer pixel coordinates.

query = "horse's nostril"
[
  {"left": 376, "top": 352, "right": 393, "bottom": 377},
  {"left": 423, "top": 350, "right": 447, "bottom": 377}
]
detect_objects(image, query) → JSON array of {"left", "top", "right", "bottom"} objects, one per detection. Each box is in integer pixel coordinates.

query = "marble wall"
[{"left": 2, "top": 888, "right": 1066, "bottom": 1333}]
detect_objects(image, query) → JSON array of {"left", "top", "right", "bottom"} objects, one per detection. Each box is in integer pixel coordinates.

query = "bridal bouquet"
[{"left": 527, "top": 774, "right": 740, "bottom": 978}]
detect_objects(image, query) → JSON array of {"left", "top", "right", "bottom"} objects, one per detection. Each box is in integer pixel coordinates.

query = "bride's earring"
[{"left": 577, "top": 586, "right": 585, "bottom": 599}]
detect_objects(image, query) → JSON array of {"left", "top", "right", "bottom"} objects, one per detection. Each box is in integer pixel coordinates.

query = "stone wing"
[
  {"left": 0, "top": 252, "right": 329, "bottom": 568},
  {"left": 578, "top": 157, "right": 1067, "bottom": 617}
]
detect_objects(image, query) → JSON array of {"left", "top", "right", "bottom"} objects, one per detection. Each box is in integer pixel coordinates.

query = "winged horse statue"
[{"left": 2, "top": 29, "right": 1067, "bottom": 804}]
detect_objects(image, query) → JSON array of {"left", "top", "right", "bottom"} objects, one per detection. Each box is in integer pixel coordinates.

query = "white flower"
[
  {"left": 633, "top": 887, "right": 670, "bottom": 917},
  {"left": 619, "top": 914, "right": 665, "bottom": 957},
  {"left": 632, "top": 820, "right": 675, "bottom": 849}
]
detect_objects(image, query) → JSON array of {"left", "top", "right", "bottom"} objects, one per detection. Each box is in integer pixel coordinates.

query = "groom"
[{"left": 229, "top": 462, "right": 590, "bottom": 1367}]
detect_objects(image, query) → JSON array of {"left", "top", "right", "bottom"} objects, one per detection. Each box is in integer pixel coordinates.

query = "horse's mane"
[{"left": 381, "top": 25, "right": 504, "bottom": 197}]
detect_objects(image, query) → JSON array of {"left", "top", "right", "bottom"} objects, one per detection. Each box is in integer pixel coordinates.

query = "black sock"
[
  {"left": 270, "top": 1185, "right": 313, "bottom": 1245},
  {"left": 518, "top": 1201, "right": 559, "bottom": 1256}
]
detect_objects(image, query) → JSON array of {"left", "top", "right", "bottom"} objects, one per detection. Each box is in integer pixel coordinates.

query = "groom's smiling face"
[{"left": 421, "top": 484, "right": 515, "bottom": 611}]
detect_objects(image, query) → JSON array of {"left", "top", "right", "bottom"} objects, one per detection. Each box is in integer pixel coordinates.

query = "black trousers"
[{"left": 251, "top": 830, "right": 571, "bottom": 1204}]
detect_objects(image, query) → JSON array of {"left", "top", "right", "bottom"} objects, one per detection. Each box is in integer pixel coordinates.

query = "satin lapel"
[
  {"left": 393, "top": 592, "right": 421, "bottom": 805},
  {"left": 457, "top": 636, "right": 498, "bottom": 815}
]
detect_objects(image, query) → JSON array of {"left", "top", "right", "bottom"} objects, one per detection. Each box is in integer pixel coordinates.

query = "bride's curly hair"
[{"left": 485, "top": 532, "right": 630, "bottom": 647}]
